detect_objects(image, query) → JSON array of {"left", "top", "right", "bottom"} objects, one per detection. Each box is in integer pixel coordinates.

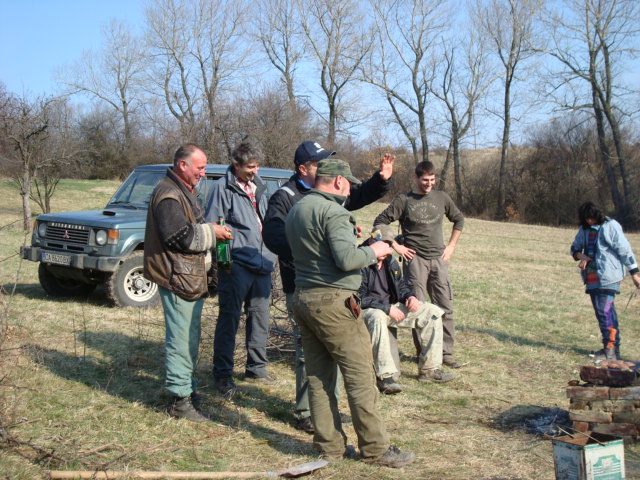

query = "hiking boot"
[
  {"left": 168, "top": 396, "right": 212, "bottom": 422},
  {"left": 340, "top": 412, "right": 352, "bottom": 424},
  {"left": 190, "top": 391, "right": 203, "bottom": 409},
  {"left": 376, "top": 377, "right": 403, "bottom": 395},
  {"left": 214, "top": 376, "right": 237, "bottom": 397},
  {"left": 419, "top": 368, "right": 455, "bottom": 383},
  {"left": 295, "top": 416, "right": 315, "bottom": 434},
  {"left": 321, "top": 445, "right": 359, "bottom": 461},
  {"left": 244, "top": 374, "right": 278, "bottom": 385},
  {"left": 443, "top": 357, "right": 468, "bottom": 369},
  {"left": 365, "top": 446, "right": 415, "bottom": 468},
  {"left": 605, "top": 347, "right": 617, "bottom": 361},
  {"left": 591, "top": 348, "right": 618, "bottom": 363}
]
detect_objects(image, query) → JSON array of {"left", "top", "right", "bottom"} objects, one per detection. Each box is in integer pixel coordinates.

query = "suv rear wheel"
[
  {"left": 107, "top": 251, "right": 159, "bottom": 308},
  {"left": 38, "top": 263, "right": 97, "bottom": 298}
]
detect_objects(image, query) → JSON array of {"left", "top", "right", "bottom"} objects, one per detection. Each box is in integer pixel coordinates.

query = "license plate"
[{"left": 41, "top": 252, "right": 71, "bottom": 266}]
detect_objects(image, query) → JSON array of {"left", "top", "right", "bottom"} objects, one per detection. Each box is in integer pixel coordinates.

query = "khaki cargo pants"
[{"left": 292, "top": 287, "right": 389, "bottom": 460}]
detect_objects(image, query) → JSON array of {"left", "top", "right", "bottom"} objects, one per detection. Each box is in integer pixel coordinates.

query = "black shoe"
[
  {"left": 376, "top": 377, "right": 403, "bottom": 394},
  {"left": 244, "top": 374, "right": 278, "bottom": 385},
  {"left": 605, "top": 347, "right": 617, "bottom": 361},
  {"left": 214, "top": 376, "right": 237, "bottom": 397},
  {"left": 365, "top": 446, "right": 415, "bottom": 468},
  {"left": 168, "top": 396, "right": 212, "bottom": 422},
  {"left": 295, "top": 416, "right": 315, "bottom": 434},
  {"left": 339, "top": 412, "right": 352, "bottom": 424},
  {"left": 443, "top": 357, "right": 468, "bottom": 369},
  {"left": 190, "top": 391, "right": 203, "bottom": 409},
  {"left": 418, "top": 369, "right": 455, "bottom": 383},
  {"left": 321, "top": 445, "right": 360, "bottom": 461}
]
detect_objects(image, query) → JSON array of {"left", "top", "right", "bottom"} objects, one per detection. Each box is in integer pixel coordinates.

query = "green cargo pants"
[
  {"left": 160, "top": 286, "right": 204, "bottom": 398},
  {"left": 292, "top": 287, "right": 389, "bottom": 460}
]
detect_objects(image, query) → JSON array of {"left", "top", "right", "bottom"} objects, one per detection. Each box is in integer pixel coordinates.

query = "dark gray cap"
[{"left": 316, "top": 159, "right": 361, "bottom": 184}]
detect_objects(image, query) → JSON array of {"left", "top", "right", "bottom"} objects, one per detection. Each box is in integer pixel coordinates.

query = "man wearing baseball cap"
[
  {"left": 285, "top": 159, "right": 414, "bottom": 467},
  {"left": 263, "top": 141, "right": 394, "bottom": 433}
]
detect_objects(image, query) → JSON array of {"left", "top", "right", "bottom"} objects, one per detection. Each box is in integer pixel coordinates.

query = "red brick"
[
  {"left": 569, "top": 400, "right": 589, "bottom": 410},
  {"left": 589, "top": 400, "right": 610, "bottom": 411},
  {"left": 566, "top": 386, "right": 610, "bottom": 400},
  {"left": 612, "top": 411, "right": 640, "bottom": 423},
  {"left": 608, "top": 400, "right": 636, "bottom": 412},
  {"left": 591, "top": 422, "right": 638, "bottom": 439},
  {"left": 609, "top": 387, "right": 640, "bottom": 400},
  {"left": 569, "top": 410, "right": 612, "bottom": 423}
]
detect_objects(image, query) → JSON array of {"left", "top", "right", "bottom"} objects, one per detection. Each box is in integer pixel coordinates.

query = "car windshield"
[{"left": 107, "top": 170, "right": 167, "bottom": 207}]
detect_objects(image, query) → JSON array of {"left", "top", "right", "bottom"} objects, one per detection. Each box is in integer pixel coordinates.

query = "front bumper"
[{"left": 20, "top": 246, "right": 121, "bottom": 272}]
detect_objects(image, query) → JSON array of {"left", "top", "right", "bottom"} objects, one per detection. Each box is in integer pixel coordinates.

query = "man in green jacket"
[{"left": 285, "top": 158, "right": 415, "bottom": 468}]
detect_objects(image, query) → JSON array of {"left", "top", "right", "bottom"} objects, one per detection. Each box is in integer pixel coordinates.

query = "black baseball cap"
[{"left": 294, "top": 141, "right": 335, "bottom": 166}]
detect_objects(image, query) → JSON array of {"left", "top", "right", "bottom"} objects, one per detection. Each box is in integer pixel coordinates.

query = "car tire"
[
  {"left": 38, "top": 263, "right": 97, "bottom": 298},
  {"left": 107, "top": 251, "right": 159, "bottom": 308}
]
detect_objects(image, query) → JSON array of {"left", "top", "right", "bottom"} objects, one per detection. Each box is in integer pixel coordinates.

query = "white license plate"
[{"left": 41, "top": 252, "right": 71, "bottom": 266}]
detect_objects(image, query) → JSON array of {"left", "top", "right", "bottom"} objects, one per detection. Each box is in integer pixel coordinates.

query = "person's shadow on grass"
[{"left": 25, "top": 330, "right": 313, "bottom": 457}]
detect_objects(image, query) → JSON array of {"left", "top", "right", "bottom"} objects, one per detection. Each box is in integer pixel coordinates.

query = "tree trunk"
[
  {"left": 452, "top": 128, "right": 463, "bottom": 209},
  {"left": 21, "top": 170, "right": 32, "bottom": 231},
  {"left": 497, "top": 74, "right": 512, "bottom": 220}
]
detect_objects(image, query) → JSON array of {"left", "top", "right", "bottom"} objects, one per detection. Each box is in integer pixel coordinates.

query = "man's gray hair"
[{"left": 173, "top": 143, "right": 202, "bottom": 167}]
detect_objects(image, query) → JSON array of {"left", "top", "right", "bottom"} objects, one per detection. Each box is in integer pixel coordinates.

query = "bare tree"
[
  {"left": 254, "top": 0, "right": 305, "bottom": 110},
  {"left": 62, "top": 19, "right": 145, "bottom": 163},
  {"left": 364, "top": 0, "right": 449, "bottom": 164},
  {"left": 299, "top": 0, "right": 371, "bottom": 145},
  {"left": 0, "top": 95, "right": 75, "bottom": 229},
  {"left": 431, "top": 34, "right": 492, "bottom": 208},
  {"left": 31, "top": 100, "right": 79, "bottom": 213},
  {"left": 473, "top": 0, "right": 542, "bottom": 219},
  {"left": 540, "top": 0, "right": 640, "bottom": 227},
  {"left": 144, "top": 0, "right": 247, "bottom": 154}
]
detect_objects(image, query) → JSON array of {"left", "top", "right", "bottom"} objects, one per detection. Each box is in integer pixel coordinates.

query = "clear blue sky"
[{"left": 0, "top": 0, "right": 145, "bottom": 96}]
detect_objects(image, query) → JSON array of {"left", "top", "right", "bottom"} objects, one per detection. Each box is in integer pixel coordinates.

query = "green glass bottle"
[{"left": 216, "top": 216, "right": 232, "bottom": 272}]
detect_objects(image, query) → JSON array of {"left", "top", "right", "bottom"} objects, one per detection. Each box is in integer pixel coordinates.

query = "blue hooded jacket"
[{"left": 570, "top": 218, "right": 638, "bottom": 287}]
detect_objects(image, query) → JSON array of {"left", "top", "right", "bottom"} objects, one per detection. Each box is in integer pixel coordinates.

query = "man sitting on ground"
[{"left": 358, "top": 225, "right": 455, "bottom": 394}]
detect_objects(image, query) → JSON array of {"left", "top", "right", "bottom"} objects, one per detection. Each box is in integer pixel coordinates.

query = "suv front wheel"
[
  {"left": 38, "top": 263, "right": 97, "bottom": 298},
  {"left": 107, "top": 251, "right": 160, "bottom": 308}
]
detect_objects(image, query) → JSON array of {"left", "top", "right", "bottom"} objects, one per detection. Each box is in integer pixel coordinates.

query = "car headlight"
[
  {"left": 37, "top": 221, "right": 47, "bottom": 237},
  {"left": 95, "top": 230, "right": 108, "bottom": 246}
]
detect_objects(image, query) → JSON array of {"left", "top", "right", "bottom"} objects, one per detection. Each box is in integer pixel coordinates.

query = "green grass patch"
[{"left": 2, "top": 180, "right": 640, "bottom": 479}]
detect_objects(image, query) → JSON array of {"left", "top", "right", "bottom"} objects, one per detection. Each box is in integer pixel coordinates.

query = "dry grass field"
[{"left": 1, "top": 177, "right": 640, "bottom": 479}]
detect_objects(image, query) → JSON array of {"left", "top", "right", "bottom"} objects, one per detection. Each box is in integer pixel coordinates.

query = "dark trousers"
[
  {"left": 213, "top": 263, "right": 272, "bottom": 378},
  {"left": 590, "top": 292, "right": 620, "bottom": 350}
]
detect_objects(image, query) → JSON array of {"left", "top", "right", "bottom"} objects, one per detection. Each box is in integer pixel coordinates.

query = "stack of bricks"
[{"left": 567, "top": 385, "right": 640, "bottom": 441}]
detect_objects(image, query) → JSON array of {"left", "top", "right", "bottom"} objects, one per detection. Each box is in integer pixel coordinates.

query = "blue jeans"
[
  {"left": 159, "top": 286, "right": 204, "bottom": 398},
  {"left": 590, "top": 292, "right": 620, "bottom": 350},
  {"left": 213, "top": 263, "right": 272, "bottom": 379}
]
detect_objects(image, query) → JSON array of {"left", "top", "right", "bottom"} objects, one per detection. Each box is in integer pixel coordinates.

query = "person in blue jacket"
[{"left": 570, "top": 201, "right": 640, "bottom": 361}]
